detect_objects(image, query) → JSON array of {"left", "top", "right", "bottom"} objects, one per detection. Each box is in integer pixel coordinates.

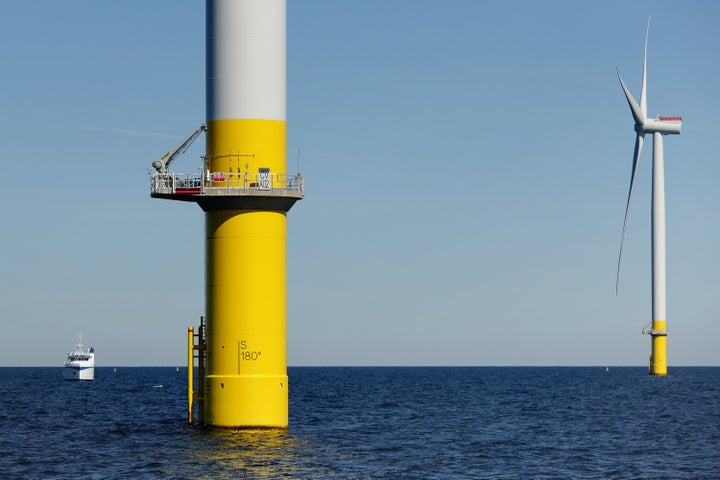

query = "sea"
[{"left": 1, "top": 367, "right": 718, "bottom": 479}]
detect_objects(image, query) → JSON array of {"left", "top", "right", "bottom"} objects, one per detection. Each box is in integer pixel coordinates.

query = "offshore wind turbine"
[
  {"left": 616, "top": 18, "right": 682, "bottom": 376},
  {"left": 150, "top": 0, "right": 304, "bottom": 427}
]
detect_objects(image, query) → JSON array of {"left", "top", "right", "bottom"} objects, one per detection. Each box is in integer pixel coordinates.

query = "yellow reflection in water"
[{"left": 182, "top": 428, "right": 318, "bottom": 479}]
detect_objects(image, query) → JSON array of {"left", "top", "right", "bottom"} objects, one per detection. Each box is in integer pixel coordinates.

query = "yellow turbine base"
[
  {"left": 649, "top": 320, "right": 667, "bottom": 376},
  {"left": 202, "top": 116, "right": 289, "bottom": 428},
  {"left": 203, "top": 208, "right": 288, "bottom": 428},
  {"left": 205, "top": 374, "right": 288, "bottom": 428}
]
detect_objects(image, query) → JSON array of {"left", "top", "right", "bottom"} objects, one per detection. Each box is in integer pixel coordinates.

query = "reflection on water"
[{"left": 178, "top": 428, "right": 327, "bottom": 479}]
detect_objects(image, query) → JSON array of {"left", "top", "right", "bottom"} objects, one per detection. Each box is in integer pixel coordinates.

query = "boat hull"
[{"left": 63, "top": 365, "right": 94, "bottom": 381}]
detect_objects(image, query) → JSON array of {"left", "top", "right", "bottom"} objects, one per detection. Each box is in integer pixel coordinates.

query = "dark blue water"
[{"left": 1, "top": 367, "right": 718, "bottom": 479}]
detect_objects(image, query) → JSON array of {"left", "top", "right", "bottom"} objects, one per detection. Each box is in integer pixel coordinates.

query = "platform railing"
[{"left": 150, "top": 171, "right": 304, "bottom": 197}]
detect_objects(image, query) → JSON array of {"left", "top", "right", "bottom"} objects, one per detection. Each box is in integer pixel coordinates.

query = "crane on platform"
[{"left": 152, "top": 124, "right": 207, "bottom": 175}]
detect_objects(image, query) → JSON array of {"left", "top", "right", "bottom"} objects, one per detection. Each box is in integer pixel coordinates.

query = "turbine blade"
[
  {"left": 617, "top": 68, "right": 645, "bottom": 126},
  {"left": 616, "top": 133, "right": 645, "bottom": 294},
  {"left": 640, "top": 16, "right": 650, "bottom": 119}
]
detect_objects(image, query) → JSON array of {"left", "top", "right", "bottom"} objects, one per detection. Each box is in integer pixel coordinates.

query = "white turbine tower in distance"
[{"left": 616, "top": 17, "right": 682, "bottom": 376}]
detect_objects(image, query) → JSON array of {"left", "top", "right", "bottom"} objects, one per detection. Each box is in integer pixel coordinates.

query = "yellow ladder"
[{"left": 187, "top": 317, "right": 206, "bottom": 425}]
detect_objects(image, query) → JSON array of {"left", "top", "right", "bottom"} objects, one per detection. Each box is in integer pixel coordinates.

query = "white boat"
[{"left": 63, "top": 334, "right": 95, "bottom": 381}]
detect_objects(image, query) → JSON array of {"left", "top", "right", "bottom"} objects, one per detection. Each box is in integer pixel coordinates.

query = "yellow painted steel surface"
[
  {"left": 649, "top": 320, "right": 667, "bottom": 376},
  {"left": 206, "top": 119, "right": 286, "bottom": 187},
  {"left": 204, "top": 210, "right": 288, "bottom": 427},
  {"left": 204, "top": 117, "right": 289, "bottom": 428},
  {"left": 187, "top": 327, "right": 194, "bottom": 424}
]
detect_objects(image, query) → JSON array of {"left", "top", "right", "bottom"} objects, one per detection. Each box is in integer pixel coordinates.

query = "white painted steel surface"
[
  {"left": 651, "top": 132, "right": 666, "bottom": 323},
  {"left": 206, "top": 0, "right": 286, "bottom": 121}
]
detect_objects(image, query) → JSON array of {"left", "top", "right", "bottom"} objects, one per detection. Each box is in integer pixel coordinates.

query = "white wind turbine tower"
[{"left": 616, "top": 17, "right": 682, "bottom": 376}]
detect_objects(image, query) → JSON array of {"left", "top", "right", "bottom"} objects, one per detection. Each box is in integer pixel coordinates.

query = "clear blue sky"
[{"left": 1, "top": 1, "right": 718, "bottom": 366}]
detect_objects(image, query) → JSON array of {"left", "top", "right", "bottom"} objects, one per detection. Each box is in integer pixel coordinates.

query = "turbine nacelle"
[
  {"left": 617, "top": 71, "right": 681, "bottom": 135},
  {"left": 639, "top": 116, "right": 682, "bottom": 135}
]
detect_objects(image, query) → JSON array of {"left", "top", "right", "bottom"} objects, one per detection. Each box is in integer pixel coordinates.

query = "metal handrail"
[{"left": 150, "top": 170, "right": 304, "bottom": 197}]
